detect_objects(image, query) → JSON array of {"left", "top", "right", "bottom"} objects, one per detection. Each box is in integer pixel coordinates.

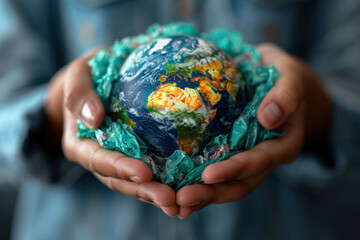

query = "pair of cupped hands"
[{"left": 45, "top": 43, "right": 330, "bottom": 219}]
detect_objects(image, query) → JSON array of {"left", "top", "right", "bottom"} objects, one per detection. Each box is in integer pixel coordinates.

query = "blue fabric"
[{"left": 1, "top": 0, "right": 360, "bottom": 239}]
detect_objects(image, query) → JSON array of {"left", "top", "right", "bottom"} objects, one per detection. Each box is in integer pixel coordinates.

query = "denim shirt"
[{"left": 1, "top": 0, "right": 360, "bottom": 239}]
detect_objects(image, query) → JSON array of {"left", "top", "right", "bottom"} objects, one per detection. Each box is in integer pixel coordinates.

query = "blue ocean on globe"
[{"left": 110, "top": 35, "right": 247, "bottom": 158}]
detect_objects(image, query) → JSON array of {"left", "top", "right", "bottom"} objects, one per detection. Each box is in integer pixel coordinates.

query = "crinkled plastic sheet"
[{"left": 77, "top": 22, "right": 283, "bottom": 191}]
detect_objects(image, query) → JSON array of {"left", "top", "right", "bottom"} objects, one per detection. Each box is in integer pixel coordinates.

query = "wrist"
[
  {"left": 299, "top": 62, "right": 332, "bottom": 143},
  {"left": 43, "top": 73, "right": 65, "bottom": 150}
]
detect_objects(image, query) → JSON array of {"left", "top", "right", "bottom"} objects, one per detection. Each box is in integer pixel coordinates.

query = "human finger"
[
  {"left": 177, "top": 204, "right": 206, "bottom": 219},
  {"left": 257, "top": 74, "right": 304, "bottom": 129},
  {"left": 63, "top": 49, "right": 105, "bottom": 129},
  {"left": 202, "top": 103, "right": 305, "bottom": 184},
  {"left": 140, "top": 182, "right": 179, "bottom": 217},
  {"left": 177, "top": 170, "right": 270, "bottom": 217},
  {"left": 62, "top": 108, "right": 153, "bottom": 182},
  {"left": 94, "top": 174, "right": 178, "bottom": 216},
  {"left": 256, "top": 43, "right": 305, "bottom": 129}
]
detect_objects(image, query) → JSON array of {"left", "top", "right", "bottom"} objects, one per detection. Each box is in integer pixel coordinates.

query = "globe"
[{"left": 110, "top": 35, "right": 247, "bottom": 158}]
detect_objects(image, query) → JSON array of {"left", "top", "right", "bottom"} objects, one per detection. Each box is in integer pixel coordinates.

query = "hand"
[
  {"left": 44, "top": 49, "right": 179, "bottom": 216},
  {"left": 175, "top": 43, "right": 331, "bottom": 219}
]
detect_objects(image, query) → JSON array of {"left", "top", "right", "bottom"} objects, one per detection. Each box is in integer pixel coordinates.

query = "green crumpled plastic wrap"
[{"left": 77, "top": 22, "right": 283, "bottom": 191}]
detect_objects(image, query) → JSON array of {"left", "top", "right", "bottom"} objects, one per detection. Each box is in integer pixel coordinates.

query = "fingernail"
[
  {"left": 160, "top": 206, "right": 177, "bottom": 217},
  {"left": 81, "top": 101, "right": 98, "bottom": 128},
  {"left": 177, "top": 207, "right": 191, "bottom": 219},
  {"left": 184, "top": 202, "right": 201, "bottom": 207},
  {"left": 130, "top": 176, "right": 143, "bottom": 184},
  {"left": 207, "top": 178, "right": 225, "bottom": 184},
  {"left": 153, "top": 200, "right": 164, "bottom": 207},
  {"left": 263, "top": 102, "right": 282, "bottom": 126},
  {"left": 138, "top": 198, "right": 152, "bottom": 204}
]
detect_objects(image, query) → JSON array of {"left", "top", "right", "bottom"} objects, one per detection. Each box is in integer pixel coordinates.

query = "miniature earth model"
[{"left": 110, "top": 35, "right": 247, "bottom": 158}]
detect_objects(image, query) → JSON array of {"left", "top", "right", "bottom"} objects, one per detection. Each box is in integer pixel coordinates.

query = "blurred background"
[
  {"left": 1, "top": 0, "right": 359, "bottom": 239},
  {"left": 0, "top": 184, "right": 17, "bottom": 239}
]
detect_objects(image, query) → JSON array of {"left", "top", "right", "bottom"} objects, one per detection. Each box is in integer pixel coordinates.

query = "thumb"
[
  {"left": 256, "top": 43, "right": 304, "bottom": 129},
  {"left": 64, "top": 50, "right": 105, "bottom": 129},
  {"left": 257, "top": 75, "right": 304, "bottom": 129}
]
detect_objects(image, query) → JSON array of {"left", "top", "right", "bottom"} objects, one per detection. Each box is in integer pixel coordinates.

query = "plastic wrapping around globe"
[{"left": 77, "top": 22, "right": 283, "bottom": 190}]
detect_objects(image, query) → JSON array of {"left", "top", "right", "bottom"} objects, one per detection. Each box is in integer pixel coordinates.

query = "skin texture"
[{"left": 44, "top": 43, "right": 331, "bottom": 219}]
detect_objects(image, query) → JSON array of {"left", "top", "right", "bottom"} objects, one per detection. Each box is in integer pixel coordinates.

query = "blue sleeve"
[
  {"left": 0, "top": 0, "right": 83, "bottom": 184},
  {"left": 275, "top": 0, "right": 360, "bottom": 190}
]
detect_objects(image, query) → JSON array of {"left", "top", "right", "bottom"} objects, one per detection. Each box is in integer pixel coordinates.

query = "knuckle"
[
  {"left": 257, "top": 42, "right": 287, "bottom": 58},
  {"left": 62, "top": 147, "right": 72, "bottom": 163},
  {"left": 257, "top": 42, "right": 278, "bottom": 51},
  {"left": 87, "top": 147, "right": 102, "bottom": 173},
  {"left": 253, "top": 147, "right": 273, "bottom": 171},
  {"left": 233, "top": 156, "right": 250, "bottom": 173},
  {"left": 62, "top": 139, "right": 75, "bottom": 163},
  {"left": 63, "top": 60, "right": 90, "bottom": 112},
  {"left": 206, "top": 185, "right": 218, "bottom": 204},
  {"left": 70, "top": 58, "right": 90, "bottom": 76},
  {"left": 280, "top": 56, "right": 297, "bottom": 69},
  {"left": 107, "top": 178, "right": 119, "bottom": 193},
  {"left": 108, "top": 156, "right": 122, "bottom": 178},
  {"left": 135, "top": 187, "right": 143, "bottom": 200},
  {"left": 68, "top": 58, "right": 86, "bottom": 73},
  {"left": 63, "top": 88, "right": 80, "bottom": 111},
  {"left": 280, "top": 87, "right": 300, "bottom": 113}
]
